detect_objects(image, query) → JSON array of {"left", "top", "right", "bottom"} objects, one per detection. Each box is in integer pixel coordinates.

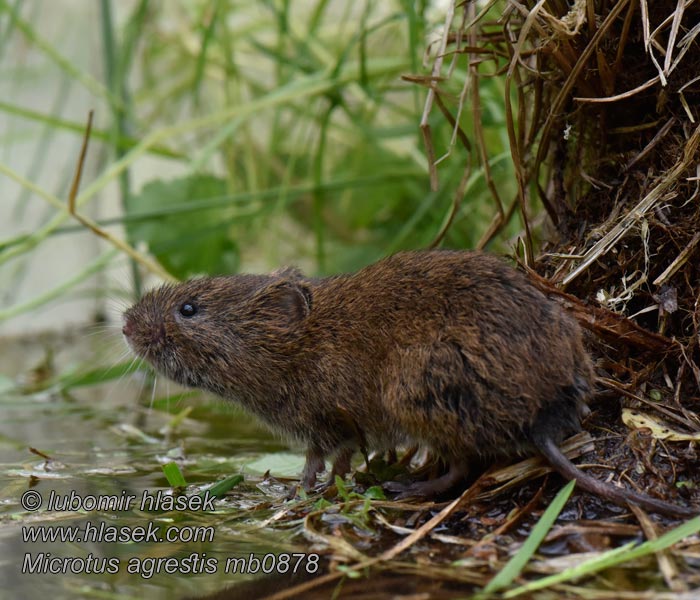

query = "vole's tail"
[{"left": 533, "top": 434, "right": 696, "bottom": 519}]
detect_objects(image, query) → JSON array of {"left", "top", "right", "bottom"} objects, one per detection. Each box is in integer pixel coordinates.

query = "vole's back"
[{"left": 306, "top": 250, "right": 594, "bottom": 461}]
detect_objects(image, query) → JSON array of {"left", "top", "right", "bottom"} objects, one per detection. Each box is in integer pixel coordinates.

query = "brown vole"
[{"left": 122, "top": 250, "right": 694, "bottom": 518}]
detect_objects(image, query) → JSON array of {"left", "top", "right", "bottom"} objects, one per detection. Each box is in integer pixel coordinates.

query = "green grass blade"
[
  {"left": 504, "top": 513, "right": 700, "bottom": 597},
  {"left": 193, "top": 0, "right": 223, "bottom": 106},
  {"left": 482, "top": 479, "right": 575, "bottom": 594},
  {"left": 0, "top": 100, "right": 183, "bottom": 158},
  {"left": 203, "top": 474, "right": 244, "bottom": 500}
]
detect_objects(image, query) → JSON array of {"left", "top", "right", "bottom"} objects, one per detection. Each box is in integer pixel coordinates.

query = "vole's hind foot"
[
  {"left": 312, "top": 447, "right": 358, "bottom": 494},
  {"left": 385, "top": 479, "right": 450, "bottom": 500},
  {"left": 329, "top": 446, "right": 354, "bottom": 481},
  {"left": 385, "top": 463, "right": 468, "bottom": 500}
]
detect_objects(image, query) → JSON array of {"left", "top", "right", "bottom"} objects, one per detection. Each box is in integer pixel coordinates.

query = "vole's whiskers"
[
  {"left": 150, "top": 376, "right": 158, "bottom": 410},
  {"left": 119, "top": 354, "right": 140, "bottom": 389},
  {"left": 165, "top": 379, "right": 172, "bottom": 413}
]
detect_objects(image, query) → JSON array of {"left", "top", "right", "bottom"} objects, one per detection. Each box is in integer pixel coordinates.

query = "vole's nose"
[{"left": 122, "top": 319, "right": 133, "bottom": 338}]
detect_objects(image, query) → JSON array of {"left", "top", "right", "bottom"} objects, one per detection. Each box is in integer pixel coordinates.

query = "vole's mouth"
[
  {"left": 122, "top": 314, "right": 167, "bottom": 357},
  {"left": 121, "top": 319, "right": 134, "bottom": 339},
  {"left": 122, "top": 330, "right": 161, "bottom": 369}
]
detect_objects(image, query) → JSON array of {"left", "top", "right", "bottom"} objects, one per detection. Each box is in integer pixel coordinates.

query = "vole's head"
[{"left": 122, "top": 270, "right": 312, "bottom": 392}]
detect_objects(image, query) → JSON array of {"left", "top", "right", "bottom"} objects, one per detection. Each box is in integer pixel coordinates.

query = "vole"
[{"left": 122, "top": 250, "right": 695, "bottom": 518}]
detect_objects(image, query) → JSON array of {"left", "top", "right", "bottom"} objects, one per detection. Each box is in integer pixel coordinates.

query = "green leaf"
[
  {"left": 162, "top": 462, "right": 188, "bottom": 488},
  {"left": 313, "top": 497, "right": 333, "bottom": 510},
  {"left": 363, "top": 486, "right": 386, "bottom": 500},
  {"left": 126, "top": 175, "right": 239, "bottom": 278},
  {"left": 203, "top": 474, "right": 244, "bottom": 499}
]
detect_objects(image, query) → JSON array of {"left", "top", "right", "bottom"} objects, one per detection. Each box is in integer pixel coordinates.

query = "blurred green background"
[{"left": 0, "top": 0, "right": 516, "bottom": 337}]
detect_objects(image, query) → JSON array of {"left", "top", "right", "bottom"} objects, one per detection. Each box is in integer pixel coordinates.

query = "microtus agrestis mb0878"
[{"left": 122, "top": 250, "right": 695, "bottom": 518}]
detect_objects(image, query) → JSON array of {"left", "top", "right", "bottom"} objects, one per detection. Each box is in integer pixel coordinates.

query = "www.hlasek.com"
[{"left": 19, "top": 489, "right": 320, "bottom": 579}]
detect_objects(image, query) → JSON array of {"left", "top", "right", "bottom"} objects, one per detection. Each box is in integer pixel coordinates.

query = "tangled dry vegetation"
[{"left": 416, "top": 0, "right": 700, "bottom": 506}]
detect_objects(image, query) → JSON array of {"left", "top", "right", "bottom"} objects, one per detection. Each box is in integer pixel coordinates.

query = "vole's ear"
[
  {"left": 271, "top": 265, "right": 304, "bottom": 281},
  {"left": 252, "top": 279, "right": 312, "bottom": 324}
]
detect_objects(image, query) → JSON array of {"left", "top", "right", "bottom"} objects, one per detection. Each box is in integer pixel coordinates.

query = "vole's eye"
[{"left": 179, "top": 302, "right": 197, "bottom": 317}]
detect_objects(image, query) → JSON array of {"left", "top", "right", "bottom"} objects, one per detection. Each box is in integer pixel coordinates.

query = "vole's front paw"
[{"left": 286, "top": 477, "right": 337, "bottom": 500}]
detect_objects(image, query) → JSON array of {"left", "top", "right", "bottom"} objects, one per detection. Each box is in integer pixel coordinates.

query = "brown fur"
[{"left": 123, "top": 250, "right": 694, "bottom": 517}]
